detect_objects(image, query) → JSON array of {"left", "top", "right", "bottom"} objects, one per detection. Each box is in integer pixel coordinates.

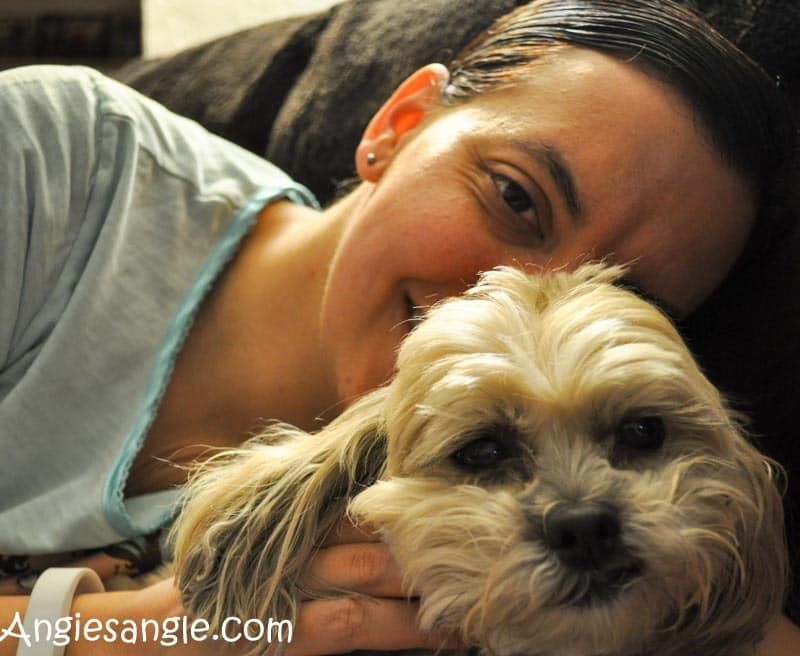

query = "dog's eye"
[
  {"left": 616, "top": 416, "right": 665, "bottom": 451},
  {"left": 453, "top": 437, "right": 507, "bottom": 469}
]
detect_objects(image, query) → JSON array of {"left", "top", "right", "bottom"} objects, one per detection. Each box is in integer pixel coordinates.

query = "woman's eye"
[
  {"left": 494, "top": 174, "right": 533, "bottom": 212},
  {"left": 491, "top": 173, "right": 545, "bottom": 242}
]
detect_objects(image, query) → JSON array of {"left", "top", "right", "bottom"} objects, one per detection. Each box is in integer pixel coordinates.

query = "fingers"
[
  {"left": 287, "top": 597, "right": 461, "bottom": 656},
  {"left": 305, "top": 541, "right": 406, "bottom": 598},
  {"left": 289, "top": 516, "right": 467, "bottom": 656}
]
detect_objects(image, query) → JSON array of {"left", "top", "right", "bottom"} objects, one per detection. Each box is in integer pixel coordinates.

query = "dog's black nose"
[{"left": 544, "top": 502, "right": 623, "bottom": 569}]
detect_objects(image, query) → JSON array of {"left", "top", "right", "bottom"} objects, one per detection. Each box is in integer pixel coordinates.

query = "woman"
[{"left": 0, "top": 0, "right": 797, "bottom": 654}]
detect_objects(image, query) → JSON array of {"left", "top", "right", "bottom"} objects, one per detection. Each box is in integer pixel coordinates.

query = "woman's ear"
[{"left": 356, "top": 63, "right": 450, "bottom": 182}]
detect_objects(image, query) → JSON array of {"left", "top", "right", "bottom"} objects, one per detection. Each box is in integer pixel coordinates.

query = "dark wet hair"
[{"left": 443, "top": 0, "right": 798, "bottom": 264}]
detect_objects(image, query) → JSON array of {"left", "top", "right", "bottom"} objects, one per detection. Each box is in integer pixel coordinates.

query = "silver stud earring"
[{"left": 366, "top": 152, "right": 377, "bottom": 166}]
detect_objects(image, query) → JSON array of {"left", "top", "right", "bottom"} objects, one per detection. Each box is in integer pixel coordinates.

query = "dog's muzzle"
[{"left": 543, "top": 501, "right": 642, "bottom": 605}]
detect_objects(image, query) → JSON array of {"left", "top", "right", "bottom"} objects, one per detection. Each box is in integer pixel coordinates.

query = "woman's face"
[{"left": 320, "top": 48, "right": 755, "bottom": 405}]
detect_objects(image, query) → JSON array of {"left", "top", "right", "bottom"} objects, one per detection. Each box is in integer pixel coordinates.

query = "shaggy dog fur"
[{"left": 172, "top": 265, "right": 787, "bottom": 656}]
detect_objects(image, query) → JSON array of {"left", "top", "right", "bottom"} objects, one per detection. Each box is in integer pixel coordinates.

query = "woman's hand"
[
  {"left": 129, "top": 518, "right": 459, "bottom": 656},
  {"left": 284, "top": 518, "right": 461, "bottom": 656}
]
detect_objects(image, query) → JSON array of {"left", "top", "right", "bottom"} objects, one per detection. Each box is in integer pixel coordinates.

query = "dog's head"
[
  {"left": 350, "top": 264, "right": 787, "bottom": 656},
  {"left": 174, "top": 264, "right": 787, "bottom": 656}
]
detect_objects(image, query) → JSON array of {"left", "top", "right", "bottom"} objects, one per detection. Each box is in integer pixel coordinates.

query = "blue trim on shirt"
[{"left": 103, "top": 183, "right": 319, "bottom": 537}]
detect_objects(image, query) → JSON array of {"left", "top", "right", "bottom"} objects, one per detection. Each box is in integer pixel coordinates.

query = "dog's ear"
[
  {"left": 669, "top": 440, "right": 788, "bottom": 656},
  {"left": 170, "top": 388, "right": 388, "bottom": 649},
  {"left": 707, "top": 448, "right": 788, "bottom": 655}
]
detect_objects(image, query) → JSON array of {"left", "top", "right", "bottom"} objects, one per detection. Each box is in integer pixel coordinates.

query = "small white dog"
[{"left": 172, "top": 265, "right": 787, "bottom": 656}]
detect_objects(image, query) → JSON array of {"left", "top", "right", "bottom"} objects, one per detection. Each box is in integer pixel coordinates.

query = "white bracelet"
[{"left": 17, "top": 567, "right": 105, "bottom": 656}]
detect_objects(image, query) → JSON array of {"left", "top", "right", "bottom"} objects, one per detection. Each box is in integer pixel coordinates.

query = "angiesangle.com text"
[{"left": 0, "top": 612, "right": 292, "bottom": 648}]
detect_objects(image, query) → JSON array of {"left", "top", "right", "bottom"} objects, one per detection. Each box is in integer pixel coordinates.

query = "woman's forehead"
[{"left": 460, "top": 48, "right": 696, "bottom": 134}]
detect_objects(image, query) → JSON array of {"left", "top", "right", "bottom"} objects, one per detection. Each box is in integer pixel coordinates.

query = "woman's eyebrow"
[{"left": 510, "top": 138, "right": 583, "bottom": 223}]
